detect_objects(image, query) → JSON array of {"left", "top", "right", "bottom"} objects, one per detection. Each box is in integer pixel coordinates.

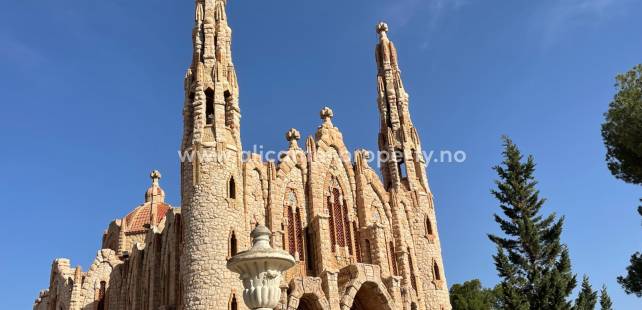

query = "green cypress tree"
[
  {"left": 488, "top": 137, "right": 577, "bottom": 310},
  {"left": 599, "top": 285, "right": 613, "bottom": 310},
  {"left": 574, "top": 275, "right": 598, "bottom": 310}
]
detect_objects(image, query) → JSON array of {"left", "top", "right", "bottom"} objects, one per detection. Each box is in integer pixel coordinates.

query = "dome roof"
[
  {"left": 124, "top": 202, "right": 171, "bottom": 234},
  {"left": 123, "top": 170, "right": 171, "bottom": 234}
]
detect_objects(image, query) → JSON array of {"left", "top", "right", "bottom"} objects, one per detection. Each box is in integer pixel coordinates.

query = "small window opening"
[
  {"left": 224, "top": 90, "right": 233, "bottom": 128},
  {"left": 433, "top": 261, "right": 441, "bottom": 281},
  {"left": 305, "top": 227, "right": 315, "bottom": 275},
  {"left": 228, "top": 177, "right": 236, "bottom": 199},
  {"left": 396, "top": 149, "right": 407, "bottom": 179},
  {"left": 230, "top": 294, "right": 238, "bottom": 310},
  {"left": 230, "top": 231, "right": 238, "bottom": 256},
  {"left": 97, "top": 281, "right": 106, "bottom": 310},
  {"left": 205, "top": 88, "right": 215, "bottom": 125},
  {"left": 426, "top": 217, "right": 434, "bottom": 236}
]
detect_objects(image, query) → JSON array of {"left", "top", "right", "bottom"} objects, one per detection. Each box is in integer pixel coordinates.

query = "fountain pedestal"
[{"left": 227, "top": 225, "right": 296, "bottom": 310}]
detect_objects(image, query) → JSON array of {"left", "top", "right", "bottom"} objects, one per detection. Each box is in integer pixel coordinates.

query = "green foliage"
[
  {"left": 488, "top": 137, "right": 577, "bottom": 310},
  {"left": 599, "top": 285, "right": 613, "bottom": 310},
  {"left": 617, "top": 252, "right": 642, "bottom": 297},
  {"left": 450, "top": 279, "right": 500, "bottom": 310},
  {"left": 601, "top": 64, "right": 642, "bottom": 185},
  {"left": 573, "top": 275, "right": 597, "bottom": 310}
]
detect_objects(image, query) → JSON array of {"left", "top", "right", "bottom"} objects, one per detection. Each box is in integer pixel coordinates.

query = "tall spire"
[
  {"left": 375, "top": 22, "right": 411, "bottom": 132},
  {"left": 182, "top": 0, "right": 241, "bottom": 151},
  {"left": 375, "top": 22, "right": 428, "bottom": 192}
]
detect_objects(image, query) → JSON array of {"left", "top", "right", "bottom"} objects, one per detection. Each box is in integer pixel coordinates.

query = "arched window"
[
  {"left": 433, "top": 261, "right": 441, "bottom": 281},
  {"left": 389, "top": 241, "right": 398, "bottom": 276},
  {"left": 284, "top": 190, "right": 304, "bottom": 261},
  {"left": 295, "top": 207, "right": 305, "bottom": 262},
  {"left": 343, "top": 202, "right": 352, "bottom": 255},
  {"left": 229, "top": 231, "right": 238, "bottom": 257},
  {"left": 228, "top": 177, "right": 236, "bottom": 199},
  {"left": 425, "top": 216, "right": 434, "bottom": 237},
  {"left": 205, "top": 88, "right": 215, "bottom": 125},
  {"left": 396, "top": 149, "right": 407, "bottom": 179},
  {"left": 408, "top": 247, "right": 417, "bottom": 291},
  {"left": 230, "top": 293, "right": 238, "bottom": 310},
  {"left": 333, "top": 188, "right": 345, "bottom": 247},
  {"left": 327, "top": 194, "right": 336, "bottom": 250},
  {"left": 287, "top": 206, "right": 296, "bottom": 257}
]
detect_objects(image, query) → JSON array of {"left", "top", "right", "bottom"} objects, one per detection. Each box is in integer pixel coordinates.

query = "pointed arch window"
[
  {"left": 284, "top": 190, "right": 304, "bottom": 261},
  {"left": 230, "top": 293, "right": 238, "bottom": 310},
  {"left": 326, "top": 177, "right": 354, "bottom": 256},
  {"left": 433, "top": 261, "right": 442, "bottom": 281},
  {"left": 343, "top": 203, "right": 353, "bottom": 255},
  {"left": 425, "top": 216, "right": 434, "bottom": 237},
  {"left": 295, "top": 207, "right": 304, "bottom": 261}
]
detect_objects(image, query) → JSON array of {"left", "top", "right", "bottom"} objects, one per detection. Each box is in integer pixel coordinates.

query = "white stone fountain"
[{"left": 227, "top": 225, "right": 296, "bottom": 310}]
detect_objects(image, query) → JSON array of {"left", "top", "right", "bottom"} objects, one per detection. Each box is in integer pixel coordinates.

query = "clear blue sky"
[{"left": 1, "top": 0, "right": 641, "bottom": 308}]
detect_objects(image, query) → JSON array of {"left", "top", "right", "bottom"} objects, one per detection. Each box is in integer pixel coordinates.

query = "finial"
[
  {"left": 377, "top": 22, "right": 389, "bottom": 38},
  {"left": 320, "top": 107, "right": 334, "bottom": 126},
  {"left": 286, "top": 128, "right": 301, "bottom": 149},
  {"left": 74, "top": 266, "right": 82, "bottom": 281},
  {"left": 150, "top": 170, "right": 161, "bottom": 186},
  {"left": 146, "top": 170, "right": 165, "bottom": 203}
]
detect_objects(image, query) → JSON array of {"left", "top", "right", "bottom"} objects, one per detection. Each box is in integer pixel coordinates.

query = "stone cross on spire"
[{"left": 151, "top": 170, "right": 161, "bottom": 186}]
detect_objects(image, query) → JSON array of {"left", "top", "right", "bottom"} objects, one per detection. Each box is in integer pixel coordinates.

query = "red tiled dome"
[{"left": 124, "top": 203, "right": 171, "bottom": 234}]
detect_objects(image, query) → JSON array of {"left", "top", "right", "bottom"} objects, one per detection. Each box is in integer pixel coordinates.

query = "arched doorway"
[
  {"left": 297, "top": 293, "right": 324, "bottom": 310},
  {"left": 349, "top": 282, "right": 393, "bottom": 310}
]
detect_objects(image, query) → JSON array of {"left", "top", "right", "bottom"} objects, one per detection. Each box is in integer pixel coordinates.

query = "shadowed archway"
[{"left": 348, "top": 281, "right": 394, "bottom": 310}]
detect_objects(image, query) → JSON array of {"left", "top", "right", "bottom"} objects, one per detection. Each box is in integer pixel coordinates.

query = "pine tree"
[
  {"left": 617, "top": 252, "right": 642, "bottom": 297},
  {"left": 488, "top": 137, "right": 577, "bottom": 310},
  {"left": 574, "top": 275, "right": 597, "bottom": 310},
  {"left": 599, "top": 285, "right": 613, "bottom": 310}
]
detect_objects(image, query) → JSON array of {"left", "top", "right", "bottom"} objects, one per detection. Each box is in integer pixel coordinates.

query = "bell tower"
[
  {"left": 374, "top": 22, "right": 452, "bottom": 309},
  {"left": 375, "top": 23, "right": 429, "bottom": 193},
  {"left": 180, "top": 0, "right": 245, "bottom": 309}
]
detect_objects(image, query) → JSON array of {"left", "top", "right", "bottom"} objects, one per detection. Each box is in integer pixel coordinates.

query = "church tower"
[
  {"left": 375, "top": 22, "right": 452, "bottom": 309},
  {"left": 180, "top": 0, "right": 245, "bottom": 309}
]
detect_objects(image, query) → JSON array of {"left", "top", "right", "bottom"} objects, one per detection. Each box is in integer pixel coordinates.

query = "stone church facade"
[{"left": 34, "top": 1, "right": 451, "bottom": 309}]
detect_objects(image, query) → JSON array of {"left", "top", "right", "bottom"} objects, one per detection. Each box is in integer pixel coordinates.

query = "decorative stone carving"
[
  {"left": 320, "top": 107, "right": 334, "bottom": 126},
  {"left": 227, "top": 225, "right": 296, "bottom": 310},
  {"left": 286, "top": 128, "right": 301, "bottom": 150}
]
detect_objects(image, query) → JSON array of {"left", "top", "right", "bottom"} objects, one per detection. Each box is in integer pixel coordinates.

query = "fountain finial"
[{"left": 227, "top": 226, "right": 296, "bottom": 310}]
